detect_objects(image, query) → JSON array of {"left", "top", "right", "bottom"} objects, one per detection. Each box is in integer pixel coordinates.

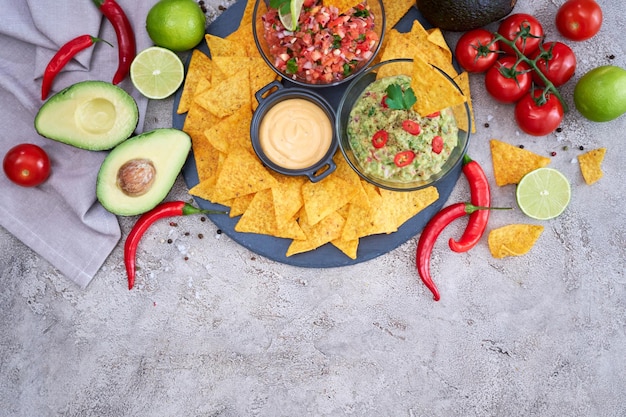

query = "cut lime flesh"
[
  {"left": 130, "top": 46, "right": 184, "bottom": 100},
  {"left": 516, "top": 167, "right": 571, "bottom": 220}
]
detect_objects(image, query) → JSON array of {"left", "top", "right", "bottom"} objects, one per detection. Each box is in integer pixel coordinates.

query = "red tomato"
[
  {"left": 514, "top": 90, "right": 564, "bottom": 136},
  {"left": 455, "top": 29, "right": 500, "bottom": 73},
  {"left": 497, "top": 13, "right": 544, "bottom": 55},
  {"left": 402, "top": 120, "right": 421, "bottom": 135},
  {"left": 3, "top": 143, "right": 51, "bottom": 187},
  {"left": 555, "top": 0, "right": 602, "bottom": 41},
  {"left": 484, "top": 56, "right": 532, "bottom": 103},
  {"left": 531, "top": 41, "right": 577, "bottom": 87},
  {"left": 394, "top": 151, "right": 415, "bottom": 167}
]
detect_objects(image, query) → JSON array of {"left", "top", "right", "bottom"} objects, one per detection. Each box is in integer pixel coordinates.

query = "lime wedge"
[
  {"left": 516, "top": 167, "right": 571, "bottom": 220},
  {"left": 130, "top": 46, "right": 184, "bottom": 100},
  {"left": 279, "top": 0, "right": 304, "bottom": 31}
]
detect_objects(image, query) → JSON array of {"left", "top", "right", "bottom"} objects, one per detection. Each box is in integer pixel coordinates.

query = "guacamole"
[{"left": 346, "top": 75, "right": 458, "bottom": 183}]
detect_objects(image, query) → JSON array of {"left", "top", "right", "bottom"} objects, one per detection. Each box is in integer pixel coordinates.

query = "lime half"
[
  {"left": 130, "top": 47, "right": 184, "bottom": 99},
  {"left": 279, "top": 0, "right": 304, "bottom": 31},
  {"left": 516, "top": 167, "right": 571, "bottom": 220}
]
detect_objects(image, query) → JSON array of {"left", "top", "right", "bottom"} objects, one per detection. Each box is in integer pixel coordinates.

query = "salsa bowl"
[
  {"left": 252, "top": 0, "right": 386, "bottom": 88},
  {"left": 336, "top": 58, "right": 472, "bottom": 191},
  {"left": 250, "top": 80, "right": 338, "bottom": 182}
]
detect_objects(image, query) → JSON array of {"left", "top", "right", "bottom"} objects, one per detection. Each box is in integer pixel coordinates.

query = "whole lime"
[
  {"left": 574, "top": 65, "right": 626, "bottom": 122},
  {"left": 146, "top": 0, "right": 206, "bottom": 52}
]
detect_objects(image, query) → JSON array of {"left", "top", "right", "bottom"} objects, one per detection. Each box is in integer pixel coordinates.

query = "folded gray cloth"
[{"left": 0, "top": 0, "right": 154, "bottom": 288}]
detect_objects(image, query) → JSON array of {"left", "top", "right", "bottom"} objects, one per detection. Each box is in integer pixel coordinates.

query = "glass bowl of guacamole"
[{"left": 336, "top": 58, "right": 472, "bottom": 191}]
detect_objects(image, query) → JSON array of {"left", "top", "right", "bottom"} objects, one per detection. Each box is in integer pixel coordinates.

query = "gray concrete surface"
[{"left": 1, "top": 0, "right": 625, "bottom": 416}]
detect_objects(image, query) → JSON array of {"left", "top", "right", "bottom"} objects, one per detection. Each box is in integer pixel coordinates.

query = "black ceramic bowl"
[
  {"left": 336, "top": 58, "right": 472, "bottom": 191},
  {"left": 252, "top": 0, "right": 386, "bottom": 88},
  {"left": 250, "top": 80, "right": 338, "bottom": 182}
]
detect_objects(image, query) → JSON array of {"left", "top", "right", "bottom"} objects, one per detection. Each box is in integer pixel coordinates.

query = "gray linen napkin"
[{"left": 0, "top": 0, "right": 155, "bottom": 288}]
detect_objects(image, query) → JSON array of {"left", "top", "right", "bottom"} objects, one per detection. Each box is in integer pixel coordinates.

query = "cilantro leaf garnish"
[
  {"left": 385, "top": 83, "right": 417, "bottom": 110},
  {"left": 270, "top": 0, "right": 290, "bottom": 15}
]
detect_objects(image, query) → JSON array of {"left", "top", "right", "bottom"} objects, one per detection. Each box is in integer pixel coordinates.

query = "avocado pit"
[{"left": 117, "top": 158, "right": 156, "bottom": 197}]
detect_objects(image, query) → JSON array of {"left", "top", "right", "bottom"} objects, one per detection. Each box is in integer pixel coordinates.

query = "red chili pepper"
[
  {"left": 426, "top": 111, "right": 441, "bottom": 118},
  {"left": 402, "top": 120, "right": 421, "bottom": 135},
  {"left": 431, "top": 135, "right": 443, "bottom": 154},
  {"left": 417, "top": 203, "right": 492, "bottom": 301},
  {"left": 93, "top": 0, "right": 136, "bottom": 85},
  {"left": 394, "top": 150, "right": 415, "bottom": 167},
  {"left": 125, "top": 201, "right": 226, "bottom": 290},
  {"left": 41, "top": 35, "right": 111, "bottom": 100},
  {"left": 372, "top": 129, "right": 388, "bottom": 148},
  {"left": 449, "top": 154, "right": 491, "bottom": 253},
  {"left": 380, "top": 94, "right": 388, "bottom": 108}
]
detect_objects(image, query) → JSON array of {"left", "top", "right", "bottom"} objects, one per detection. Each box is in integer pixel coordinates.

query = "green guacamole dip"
[{"left": 347, "top": 75, "right": 458, "bottom": 183}]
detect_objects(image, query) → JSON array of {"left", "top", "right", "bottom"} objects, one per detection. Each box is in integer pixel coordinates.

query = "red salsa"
[{"left": 261, "top": 0, "right": 379, "bottom": 84}]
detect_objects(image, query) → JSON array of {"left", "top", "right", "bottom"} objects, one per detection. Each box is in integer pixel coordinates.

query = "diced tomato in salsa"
[{"left": 261, "top": 0, "right": 378, "bottom": 84}]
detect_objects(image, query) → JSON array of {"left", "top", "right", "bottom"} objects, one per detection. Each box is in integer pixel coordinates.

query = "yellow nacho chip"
[
  {"left": 410, "top": 55, "right": 466, "bottom": 116},
  {"left": 205, "top": 105, "right": 253, "bottom": 155},
  {"left": 194, "top": 70, "right": 251, "bottom": 118},
  {"left": 452, "top": 72, "right": 475, "bottom": 133},
  {"left": 271, "top": 174, "right": 306, "bottom": 227},
  {"left": 379, "top": 186, "right": 439, "bottom": 230},
  {"left": 301, "top": 174, "right": 358, "bottom": 226},
  {"left": 286, "top": 210, "right": 345, "bottom": 256},
  {"left": 212, "top": 146, "right": 278, "bottom": 203},
  {"left": 177, "top": 50, "right": 213, "bottom": 114},
  {"left": 384, "top": 0, "right": 415, "bottom": 29},
  {"left": 331, "top": 236, "right": 359, "bottom": 259},
  {"left": 228, "top": 192, "right": 255, "bottom": 217},
  {"left": 204, "top": 33, "right": 243, "bottom": 58},
  {"left": 235, "top": 189, "right": 305, "bottom": 240},
  {"left": 577, "top": 147, "right": 606, "bottom": 185},
  {"left": 488, "top": 224, "right": 544, "bottom": 259},
  {"left": 490, "top": 139, "right": 551, "bottom": 186}
]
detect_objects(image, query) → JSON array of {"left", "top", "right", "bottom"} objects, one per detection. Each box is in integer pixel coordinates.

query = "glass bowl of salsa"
[
  {"left": 336, "top": 58, "right": 472, "bottom": 191},
  {"left": 252, "top": 0, "right": 386, "bottom": 87}
]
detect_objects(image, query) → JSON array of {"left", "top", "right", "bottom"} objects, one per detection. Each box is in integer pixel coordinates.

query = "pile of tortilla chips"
[{"left": 177, "top": 0, "right": 474, "bottom": 259}]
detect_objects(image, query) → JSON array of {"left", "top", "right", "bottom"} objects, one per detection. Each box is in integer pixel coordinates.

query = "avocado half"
[
  {"left": 35, "top": 80, "right": 138, "bottom": 151},
  {"left": 96, "top": 128, "right": 191, "bottom": 216},
  {"left": 416, "top": 0, "right": 517, "bottom": 31}
]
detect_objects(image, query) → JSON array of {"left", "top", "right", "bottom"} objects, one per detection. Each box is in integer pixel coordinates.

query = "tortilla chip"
[
  {"left": 177, "top": 50, "right": 213, "bottom": 114},
  {"left": 211, "top": 146, "right": 278, "bottom": 203},
  {"left": 578, "top": 147, "right": 606, "bottom": 185},
  {"left": 379, "top": 186, "right": 439, "bottom": 230},
  {"left": 205, "top": 33, "right": 244, "bottom": 58},
  {"left": 235, "top": 189, "right": 305, "bottom": 240},
  {"left": 331, "top": 237, "right": 359, "bottom": 259},
  {"left": 410, "top": 55, "right": 466, "bottom": 116},
  {"left": 195, "top": 70, "right": 251, "bottom": 118},
  {"left": 490, "top": 139, "right": 551, "bottom": 186},
  {"left": 228, "top": 193, "right": 255, "bottom": 217},
  {"left": 212, "top": 56, "right": 277, "bottom": 110},
  {"left": 286, "top": 210, "right": 345, "bottom": 256},
  {"left": 205, "top": 105, "right": 253, "bottom": 155},
  {"left": 452, "top": 72, "right": 475, "bottom": 133},
  {"left": 271, "top": 174, "right": 306, "bottom": 227},
  {"left": 384, "top": 0, "right": 415, "bottom": 29},
  {"left": 488, "top": 224, "right": 544, "bottom": 259},
  {"left": 301, "top": 175, "right": 358, "bottom": 226}
]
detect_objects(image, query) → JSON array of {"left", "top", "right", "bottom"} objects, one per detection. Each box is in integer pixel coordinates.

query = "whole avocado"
[{"left": 416, "top": 0, "right": 517, "bottom": 31}]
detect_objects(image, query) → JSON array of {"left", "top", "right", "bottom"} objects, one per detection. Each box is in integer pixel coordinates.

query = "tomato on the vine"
[
  {"left": 3, "top": 143, "right": 51, "bottom": 187},
  {"left": 515, "top": 89, "right": 564, "bottom": 136},
  {"left": 497, "top": 13, "right": 544, "bottom": 56},
  {"left": 455, "top": 29, "right": 500, "bottom": 73},
  {"left": 555, "top": 0, "right": 602, "bottom": 41},
  {"left": 485, "top": 56, "right": 532, "bottom": 103},
  {"left": 531, "top": 41, "right": 577, "bottom": 87}
]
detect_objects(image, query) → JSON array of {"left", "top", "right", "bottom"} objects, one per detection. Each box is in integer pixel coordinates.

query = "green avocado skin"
[{"left": 416, "top": 0, "right": 517, "bottom": 31}]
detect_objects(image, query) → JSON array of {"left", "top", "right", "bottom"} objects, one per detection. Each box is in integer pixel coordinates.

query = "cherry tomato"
[
  {"left": 455, "top": 29, "right": 500, "bottom": 73},
  {"left": 515, "top": 90, "right": 564, "bottom": 136},
  {"left": 402, "top": 120, "right": 421, "bottom": 135},
  {"left": 555, "top": 0, "right": 602, "bottom": 41},
  {"left": 497, "top": 13, "right": 544, "bottom": 56},
  {"left": 372, "top": 130, "right": 388, "bottom": 148},
  {"left": 3, "top": 143, "right": 51, "bottom": 187},
  {"left": 394, "top": 151, "right": 415, "bottom": 167},
  {"left": 431, "top": 136, "right": 443, "bottom": 154},
  {"left": 484, "top": 56, "right": 532, "bottom": 103},
  {"left": 531, "top": 41, "right": 577, "bottom": 87}
]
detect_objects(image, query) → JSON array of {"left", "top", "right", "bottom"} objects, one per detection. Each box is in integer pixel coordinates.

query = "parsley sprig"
[{"left": 384, "top": 83, "right": 417, "bottom": 110}]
